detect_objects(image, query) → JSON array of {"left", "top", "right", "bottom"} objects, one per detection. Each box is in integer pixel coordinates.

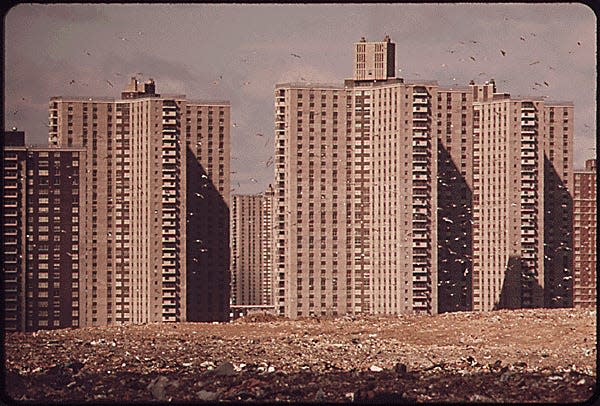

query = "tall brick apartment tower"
[
  {"left": 471, "top": 95, "right": 573, "bottom": 310},
  {"left": 274, "top": 36, "right": 487, "bottom": 318},
  {"left": 274, "top": 37, "right": 574, "bottom": 318},
  {"left": 2, "top": 129, "right": 85, "bottom": 331},
  {"left": 573, "top": 158, "right": 596, "bottom": 308},
  {"left": 230, "top": 186, "right": 275, "bottom": 306},
  {"left": 48, "top": 78, "right": 230, "bottom": 324}
]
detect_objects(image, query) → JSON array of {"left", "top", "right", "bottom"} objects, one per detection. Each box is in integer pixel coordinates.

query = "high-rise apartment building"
[
  {"left": 275, "top": 37, "right": 459, "bottom": 318},
  {"left": 573, "top": 159, "right": 596, "bottom": 308},
  {"left": 230, "top": 186, "right": 275, "bottom": 306},
  {"left": 48, "top": 78, "right": 230, "bottom": 324},
  {"left": 471, "top": 95, "right": 573, "bottom": 310},
  {"left": 231, "top": 194, "right": 263, "bottom": 305},
  {"left": 260, "top": 185, "right": 275, "bottom": 305},
  {"left": 274, "top": 36, "right": 574, "bottom": 318},
  {"left": 2, "top": 129, "right": 85, "bottom": 331}
]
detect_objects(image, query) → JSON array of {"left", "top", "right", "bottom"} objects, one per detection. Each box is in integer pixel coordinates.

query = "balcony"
[
  {"left": 413, "top": 275, "right": 428, "bottom": 283},
  {"left": 521, "top": 112, "right": 536, "bottom": 119},
  {"left": 413, "top": 174, "right": 429, "bottom": 182},
  {"left": 521, "top": 119, "right": 536, "bottom": 126},
  {"left": 521, "top": 159, "right": 536, "bottom": 166},
  {"left": 162, "top": 267, "right": 177, "bottom": 275},
  {"left": 412, "top": 114, "right": 429, "bottom": 122},
  {"left": 521, "top": 228, "right": 536, "bottom": 236},
  {"left": 522, "top": 252, "right": 536, "bottom": 260},
  {"left": 162, "top": 276, "right": 177, "bottom": 283},
  {"left": 521, "top": 198, "right": 536, "bottom": 205},
  {"left": 521, "top": 181, "right": 536, "bottom": 190},
  {"left": 521, "top": 190, "right": 536, "bottom": 197},
  {"left": 413, "top": 265, "right": 428, "bottom": 273},
  {"left": 413, "top": 131, "right": 428, "bottom": 139},
  {"left": 413, "top": 232, "right": 428, "bottom": 240},
  {"left": 162, "top": 118, "right": 177, "bottom": 125},
  {"left": 521, "top": 135, "right": 536, "bottom": 142},
  {"left": 412, "top": 147, "right": 430, "bottom": 156},
  {"left": 412, "top": 165, "right": 428, "bottom": 173},
  {"left": 413, "top": 140, "right": 429, "bottom": 148},
  {"left": 413, "top": 97, "right": 428, "bottom": 105},
  {"left": 162, "top": 158, "right": 178, "bottom": 165},
  {"left": 413, "top": 198, "right": 429, "bottom": 207},
  {"left": 521, "top": 105, "right": 535, "bottom": 112},
  {"left": 413, "top": 106, "right": 429, "bottom": 113},
  {"left": 413, "top": 207, "right": 428, "bottom": 215},
  {"left": 412, "top": 241, "right": 428, "bottom": 248},
  {"left": 521, "top": 151, "right": 536, "bottom": 158}
]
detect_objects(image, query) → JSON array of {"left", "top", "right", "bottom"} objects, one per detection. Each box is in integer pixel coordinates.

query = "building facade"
[
  {"left": 573, "top": 159, "right": 596, "bottom": 308},
  {"left": 2, "top": 129, "right": 85, "bottom": 331},
  {"left": 274, "top": 37, "right": 575, "bottom": 318},
  {"left": 230, "top": 187, "right": 275, "bottom": 306},
  {"left": 48, "top": 78, "right": 230, "bottom": 324},
  {"left": 471, "top": 95, "right": 573, "bottom": 311}
]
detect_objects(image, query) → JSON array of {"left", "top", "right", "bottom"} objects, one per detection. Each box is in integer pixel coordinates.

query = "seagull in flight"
[{"left": 290, "top": 53, "right": 302, "bottom": 58}]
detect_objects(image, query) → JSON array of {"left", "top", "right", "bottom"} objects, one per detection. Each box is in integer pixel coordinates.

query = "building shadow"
[
  {"left": 495, "top": 255, "right": 544, "bottom": 310},
  {"left": 185, "top": 147, "right": 230, "bottom": 321},
  {"left": 437, "top": 143, "right": 473, "bottom": 313},
  {"left": 543, "top": 155, "right": 573, "bottom": 307}
]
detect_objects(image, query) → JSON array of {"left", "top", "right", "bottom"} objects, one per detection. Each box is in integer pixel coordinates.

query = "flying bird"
[
  {"left": 106, "top": 80, "right": 114, "bottom": 87},
  {"left": 250, "top": 178, "right": 257, "bottom": 183},
  {"left": 520, "top": 36, "right": 526, "bottom": 41},
  {"left": 500, "top": 49, "right": 506, "bottom": 56},
  {"left": 543, "top": 81, "right": 549, "bottom": 87},
  {"left": 577, "top": 41, "right": 582, "bottom": 46},
  {"left": 256, "top": 132, "right": 264, "bottom": 137},
  {"left": 69, "top": 79, "right": 76, "bottom": 85},
  {"left": 470, "top": 56, "right": 476, "bottom": 61},
  {"left": 528, "top": 61, "right": 540, "bottom": 65},
  {"left": 290, "top": 53, "right": 302, "bottom": 58}
]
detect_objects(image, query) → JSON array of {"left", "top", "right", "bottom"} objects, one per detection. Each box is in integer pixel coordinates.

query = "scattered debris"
[{"left": 3, "top": 308, "right": 595, "bottom": 403}]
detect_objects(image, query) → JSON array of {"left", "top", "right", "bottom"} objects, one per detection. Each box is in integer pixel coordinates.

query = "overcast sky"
[{"left": 4, "top": 3, "right": 596, "bottom": 194}]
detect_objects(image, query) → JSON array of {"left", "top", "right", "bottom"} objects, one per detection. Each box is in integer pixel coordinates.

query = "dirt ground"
[{"left": 3, "top": 308, "right": 597, "bottom": 403}]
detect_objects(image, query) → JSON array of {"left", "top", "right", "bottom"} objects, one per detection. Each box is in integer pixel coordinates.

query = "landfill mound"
[{"left": 3, "top": 308, "right": 596, "bottom": 403}]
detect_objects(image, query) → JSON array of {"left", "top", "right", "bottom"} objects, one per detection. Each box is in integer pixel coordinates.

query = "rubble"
[{"left": 3, "top": 308, "right": 596, "bottom": 403}]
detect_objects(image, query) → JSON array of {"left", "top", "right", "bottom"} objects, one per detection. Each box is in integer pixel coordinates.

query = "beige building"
[
  {"left": 230, "top": 186, "right": 275, "bottom": 306},
  {"left": 48, "top": 78, "right": 230, "bottom": 324},
  {"left": 573, "top": 159, "right": 596, "bottom": 308},
  {"left": 274, "top": 36, "right": 575, "bottom": 318},
  {"left": 274, "top": 37, "right": 469, "bottom": 317},
  {"left": 471, "top": 94, "right": 573, "bottom": 311}
]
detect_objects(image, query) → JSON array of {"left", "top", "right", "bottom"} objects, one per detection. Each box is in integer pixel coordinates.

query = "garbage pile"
[{"left": 4, "top": 308, "right": 596, "bottom": 403}]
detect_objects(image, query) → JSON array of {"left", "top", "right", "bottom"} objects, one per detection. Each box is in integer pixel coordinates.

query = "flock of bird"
[{"left": 10, "top": 24, "right": 592, "bottom": 195}]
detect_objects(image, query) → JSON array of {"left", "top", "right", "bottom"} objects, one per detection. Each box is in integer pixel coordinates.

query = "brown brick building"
[
  {"left": 230, "top": 186, "right": 275, "bottom": 306},
  {"left": 274, "top": 37, "right": 575, "bottom": 318},
  {"left": 48, "top": 78, "right": 230, "bottom": 324},
  {"left": 573, "top": 159, "right": 596, "bottom": 308},
  {"left": 2, "top": 129, "right": 85, "bottom": 331}
]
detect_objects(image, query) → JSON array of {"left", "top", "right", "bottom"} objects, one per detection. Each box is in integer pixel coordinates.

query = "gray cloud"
[{"left": 4, "top": 3, "right": 596, "bottom": 194}]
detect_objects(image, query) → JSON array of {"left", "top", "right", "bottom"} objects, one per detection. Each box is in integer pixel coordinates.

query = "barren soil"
[{"left": 3, "top": 308, "right": 597, "bottom": 403}]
